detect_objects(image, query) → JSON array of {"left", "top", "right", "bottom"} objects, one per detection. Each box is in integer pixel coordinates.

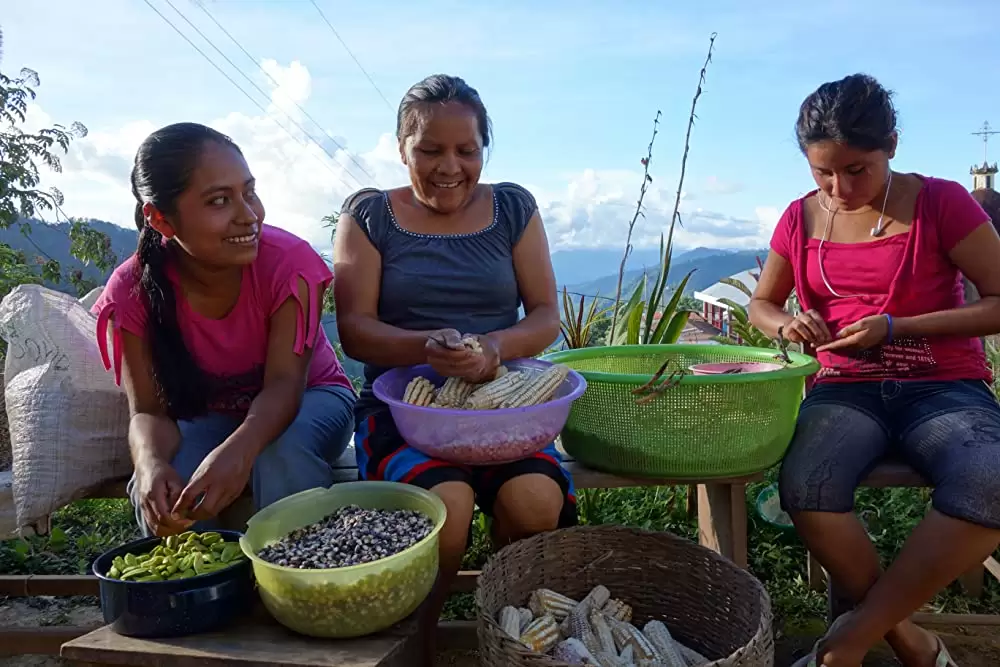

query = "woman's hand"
[
  {"left": 783, "top": 310, "right": 834, "bottom": 346},
  {"left": 133, "top": 457, "right": 193, "bottom": 536},
  {"left": 816, "top": 315, "right": 890, "bottom": 354},
  {"left": 171, "top": 443, "right": 253, "bottom": 522},
  {"left": 425, "top": 329, "right": 499, "bottom": 382}
]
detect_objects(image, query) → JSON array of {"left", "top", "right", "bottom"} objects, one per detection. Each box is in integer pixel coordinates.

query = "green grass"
[
  {"left": 0, "top": 499, "right": 138, "bottom": 576},
  {"left": 3, "top": 479, "right": 998, "bottom": 633}
]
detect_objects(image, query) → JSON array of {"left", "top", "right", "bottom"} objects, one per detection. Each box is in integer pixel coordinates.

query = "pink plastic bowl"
[
  {"left": 688, "top": 361, "right": 784, "bottom": 376},
  {"left": 372, "top": 358, "right": 587, "bottom": 466}
]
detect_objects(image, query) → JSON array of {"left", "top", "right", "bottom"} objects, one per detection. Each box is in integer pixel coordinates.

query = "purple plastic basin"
[{"left": 372, "top": 358, "right": 587, "bottom": 466}]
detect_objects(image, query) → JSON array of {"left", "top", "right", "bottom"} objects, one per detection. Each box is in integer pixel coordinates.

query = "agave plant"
[
  {"left": 560, "top": 287, "right": 611, "bottom": 349},
  {"left": 605, "top": 243, "right": 695, "bottom": 347}
]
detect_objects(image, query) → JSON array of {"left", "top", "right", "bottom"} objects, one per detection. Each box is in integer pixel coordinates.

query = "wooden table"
[{"left": 60, "top": 605, "right": 420, "bottom": 667}]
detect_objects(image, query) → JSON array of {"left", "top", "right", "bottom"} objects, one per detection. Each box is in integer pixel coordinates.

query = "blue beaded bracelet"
[{"left": 884, "top": 313, "right": 894, "bottom": 343}]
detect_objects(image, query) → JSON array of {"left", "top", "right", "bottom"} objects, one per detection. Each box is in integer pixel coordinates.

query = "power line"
[
  {"left": 307, "top": 0, "right": 395, "bottom": 113},
  {"left": 140, "top": 0, "right": 363, "bottom": 192},
  {"left": 561, "top": 288, "right": 696, "bottom": 306},
  {"left": 160, "top": 0, "right": 373, "bottom": 189},
  {"left": 190, "top": 1, "right": 378, "bottom": 186}
]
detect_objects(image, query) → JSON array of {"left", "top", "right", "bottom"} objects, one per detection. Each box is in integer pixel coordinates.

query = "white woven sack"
[{"left": 0, "top": 284, "right": 132, "bottom": 531}]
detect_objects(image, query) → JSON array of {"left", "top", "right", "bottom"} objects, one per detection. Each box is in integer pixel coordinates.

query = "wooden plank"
[
  {"left": 565, "top": 463, "right": 763, "bottom": 490},
  {"left": 61, "top": 606, "right": 419, "bottom": 667},
  {"left": 1, "top": 622, "right": 478, "bottom": 658},
  {"left": 0, "top": 626, "right": 100, "bottom": 656},
  {"left": 696, "top": 483, "right": 749, "bottom": 569},
  {"left": 913, "top": 612, "right": 1000, "bottom": 627},
  {"left": 0, "top": 574, "right": 100, "bottom": 597}
]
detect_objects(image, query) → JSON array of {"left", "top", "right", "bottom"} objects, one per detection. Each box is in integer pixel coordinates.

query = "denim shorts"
[{"left": 779, "top": 379, "right": 1000, "bottom": 529}]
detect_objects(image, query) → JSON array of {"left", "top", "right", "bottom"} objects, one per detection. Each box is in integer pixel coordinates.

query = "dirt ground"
[{"left": 2, "top": 597, "right": 999, "bottom": 667}]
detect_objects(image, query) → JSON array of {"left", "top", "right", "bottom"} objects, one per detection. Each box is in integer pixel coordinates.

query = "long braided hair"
[{"left": 130, "top": 122, "right": 243, "bottom": 420}]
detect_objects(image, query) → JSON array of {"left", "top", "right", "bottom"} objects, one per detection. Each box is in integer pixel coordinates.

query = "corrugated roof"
[{"left": 692, "top": 269, "right": 757, "bottom": 309}]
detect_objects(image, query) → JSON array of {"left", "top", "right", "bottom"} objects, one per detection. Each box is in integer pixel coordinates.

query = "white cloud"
[
  {"left": 23, "top": 60, "right": 775, "bottom": 253},
  {"left": 530, "top": 171, "right": 773, "bottom": 250},
  {"left": 703, "top": 175, "right": 744, "bottom": 196}
]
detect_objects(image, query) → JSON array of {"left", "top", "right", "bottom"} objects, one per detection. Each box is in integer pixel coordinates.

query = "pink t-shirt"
[
  {"left": 770, "top": 176, "right": 992, "bottom": 384},
  {"left": 92, "top": 225, "right": 355, "bottom": 414}
]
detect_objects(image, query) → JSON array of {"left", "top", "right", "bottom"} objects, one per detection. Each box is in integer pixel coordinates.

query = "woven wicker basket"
[{"left": 476, "top": 525, "right": 773, "bottom": 667}]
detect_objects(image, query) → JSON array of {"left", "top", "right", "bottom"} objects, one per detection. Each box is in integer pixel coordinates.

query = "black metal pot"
[{"left": 92, "top": 529, "right": 255, "bottom": 638}]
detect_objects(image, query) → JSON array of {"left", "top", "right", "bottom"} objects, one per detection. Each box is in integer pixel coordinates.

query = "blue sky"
[{"left": 4, "top": 0, "right": 997, "bottom": 253}]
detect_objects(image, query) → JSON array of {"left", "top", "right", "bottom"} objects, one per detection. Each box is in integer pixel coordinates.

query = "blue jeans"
[
  {"left": 779, "top": 379, "right": 1000, "bottom": 529},
  {"left": 129, "top": 385, "right": 355, "bottom": 536}
]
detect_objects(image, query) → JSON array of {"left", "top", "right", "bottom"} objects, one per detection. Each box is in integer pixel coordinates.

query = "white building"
[{"left": 691, "top": 269, "right": 757, "bottom": 341}]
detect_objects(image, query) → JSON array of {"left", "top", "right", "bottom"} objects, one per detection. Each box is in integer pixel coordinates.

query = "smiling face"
[
  {"left": 148, "top": 140, "right": 265, "bottom": 267},
  {"left": 805, "top": 136, "right": 896, "bottom": 210},
  {"left": 400, "top": 101, "right": 484, "bottom": 213}
]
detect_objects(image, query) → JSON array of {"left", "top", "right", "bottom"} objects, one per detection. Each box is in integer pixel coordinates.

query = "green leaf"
[
  {"left": 718, "top": 276, "right": 754, "bottom": 298},
  {"left": 648, "top": 270, "right": 695, "bottom": 344},
  {"left": 608, "top": 275, "right": 646, "bottom": 345},
  {"left": 660, "top": 311, "right": 691, "bottom": 344},
  {"left": 719, "top": 298, "right": 749, "bottom": 325},
  {"left": 643, "top": 234, "right": 669, "bottom": 340},
  {"left": 626, "top": 299, "right": 645, "bottom": 345}
]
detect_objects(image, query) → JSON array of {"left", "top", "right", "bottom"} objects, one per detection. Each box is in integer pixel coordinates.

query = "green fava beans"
[{"left": 104, "top": 532, "right": 246, "bottom": 582}]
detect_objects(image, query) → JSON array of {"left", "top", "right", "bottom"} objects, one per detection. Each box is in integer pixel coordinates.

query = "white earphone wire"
[{"left": 817, "top": 170, "right": 893, "bottom": 299}]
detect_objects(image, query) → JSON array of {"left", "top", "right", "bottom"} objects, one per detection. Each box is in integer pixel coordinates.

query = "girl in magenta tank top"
[
  {"left": 92, "top": 123, "right": 356, "bottom": 538},
  {"left": 751, "top": 75, "right": 1000, "bottom": 667}
]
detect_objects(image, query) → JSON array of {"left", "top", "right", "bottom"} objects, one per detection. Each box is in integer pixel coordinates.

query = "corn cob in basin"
[{"left": 463, "top": 371, "right": 525, "bottom": 410}]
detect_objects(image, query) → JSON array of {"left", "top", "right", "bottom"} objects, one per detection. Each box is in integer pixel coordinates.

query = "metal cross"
[{"left": 972, "top": 121, "right": 999, "bottom": 163}]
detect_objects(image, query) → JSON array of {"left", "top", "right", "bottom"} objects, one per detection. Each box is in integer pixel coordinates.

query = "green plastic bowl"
[
  {"left": 755, "top": 483, "right": 795, "bottom": 531},
  {"left": 541, "top": 344, "right": 819, "bottom": 479},
  {"left": 240, "top": 482, "right": 446, "bottom": 638}
]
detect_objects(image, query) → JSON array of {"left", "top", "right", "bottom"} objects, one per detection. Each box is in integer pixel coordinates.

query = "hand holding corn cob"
[{"left": 424, "top": 330, "right": 503, "bottom": 383}]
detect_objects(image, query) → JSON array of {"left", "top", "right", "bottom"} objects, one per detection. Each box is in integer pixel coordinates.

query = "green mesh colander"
[{"left": 541, "top": 344, "right": 819, "bottom": 479}]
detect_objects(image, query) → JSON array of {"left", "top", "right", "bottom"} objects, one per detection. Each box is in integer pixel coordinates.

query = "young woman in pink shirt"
[
  {"left": 93, "top": 123, "right": 356, "bottom": 538},
  {"left": 751, "top": 74, "right": 1000, "bottom": 667}
]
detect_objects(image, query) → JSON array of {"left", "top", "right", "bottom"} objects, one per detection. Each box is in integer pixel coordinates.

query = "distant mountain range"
[
  {"left": 2, "top": 219, "right": 765, "bottom": 303},
  {"left": 0, "top": 218, "right": 139, "bottom": 289},
  {"left": 560, "top": 248, "right": 765, "bottom": 304},
  {"left": 550, "top": 245, "right": 733, "bottom": 288}
]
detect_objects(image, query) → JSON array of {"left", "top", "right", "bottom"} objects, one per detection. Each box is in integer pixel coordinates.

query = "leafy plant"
[
  {"left": 560, "top": 287, "right": 611, "bottom": 349},
  {"left": 0, "top": 67, "right": 115, "bottom": 304},
  {"left": 712, "top": 275, "right": 772, "bottom": 348},
  {"left": 605, "top": 34, "right": 717, "bottom": 348},
  {"left": 321, "top": 209, "right": 339, "bottom": 313}
]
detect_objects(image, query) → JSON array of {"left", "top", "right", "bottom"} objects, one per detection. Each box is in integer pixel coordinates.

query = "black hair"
[
  {"left": 130, "top": 122, "right": 243, "bottom": 420},
  {"left": 396, "top": 74, "right": 492, "bottom": 149},
  {"left": 795, "top": 73, "right": 898, "bottom": 153}
]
